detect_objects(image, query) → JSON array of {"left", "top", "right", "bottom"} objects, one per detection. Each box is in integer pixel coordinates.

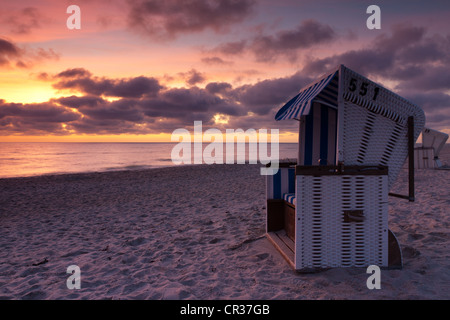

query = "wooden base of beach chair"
[
  {"left": 267, "top": 201, "right": 401, "bottom": 272},
  {"left": 266, "top": 230, "right": 295, "bottom": 270},
  {"left": 267, "top": 229, "right": 403, "bottom": 273},
  {"left": 266, "top": 231, "right": 334, "bottom": 273}
]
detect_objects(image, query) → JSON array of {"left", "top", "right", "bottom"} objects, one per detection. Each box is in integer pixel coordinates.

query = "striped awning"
[{"left": 275, "top": 70, "right": 338, "bottom": 121}]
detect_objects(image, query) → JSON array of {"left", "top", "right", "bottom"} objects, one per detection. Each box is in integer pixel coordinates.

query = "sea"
[{"left": 0, "top": 142, "right": 298, "bottom": 178}]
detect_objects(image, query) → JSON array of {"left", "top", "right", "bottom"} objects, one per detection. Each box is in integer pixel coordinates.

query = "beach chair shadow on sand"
[{"left": 266, "top": 65, "right": 425, "bottom": 273}]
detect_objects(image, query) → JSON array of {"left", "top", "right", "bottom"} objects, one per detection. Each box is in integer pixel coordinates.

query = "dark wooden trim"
[
  {"left": 284, "top": 203, "right": 296, "bottom": 241},
  {"left": 408, "top": 116, "right": 415, "bottom": 202},
  {"left": 266, "top": 231, "right": 295, "bottom": 269},
  {"left": 295, "top": 165, "right": 388, "bottom": 176},
  {"left": 265, "top": 161, "right": 297, "bottom": 168},
  {"left": 389, "top": 116, "right": 415, "bottom": 202},
  {"left": 284, "top": 201, "right": 295, "bottom": 210}
]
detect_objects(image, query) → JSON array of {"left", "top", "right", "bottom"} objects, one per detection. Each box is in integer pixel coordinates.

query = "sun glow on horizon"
[
  {"left": 0, "top": 129, "right": 299, "bottom": 143},
  {"left": 1, "top": 78, "right": 57, "bottom": 104},
  {"left": 0, "top": 133, "right": 175, "bottom": 143}
]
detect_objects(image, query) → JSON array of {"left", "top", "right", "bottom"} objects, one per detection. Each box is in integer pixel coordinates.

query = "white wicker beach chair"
[
  {"left": 414, "top": 127, "right": 449, "bottom": 168},
  {"left": 266, "top": 65, "right": 425, "bottom": 272}
]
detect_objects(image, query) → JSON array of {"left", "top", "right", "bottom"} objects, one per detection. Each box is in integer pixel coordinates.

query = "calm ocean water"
[{"left": 0, "top": 142, "right": 298, "bottom": 178}]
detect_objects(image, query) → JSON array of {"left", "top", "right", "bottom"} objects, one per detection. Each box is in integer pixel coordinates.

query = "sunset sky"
[{"left": 1, "top": 0, "right": 450, "bottom": 142}]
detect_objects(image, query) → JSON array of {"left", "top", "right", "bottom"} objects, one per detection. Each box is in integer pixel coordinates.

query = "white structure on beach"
[
  {"left": 266, "top": 65, "right": 426, "bottom": 272},
  {"left": 414, "top": 127, "right": 449, "bottom": 169}
]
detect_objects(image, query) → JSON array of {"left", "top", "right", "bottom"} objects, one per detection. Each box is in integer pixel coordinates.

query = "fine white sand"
[{"left": 0, "top": 147, "right": 449, "bottom": 300}]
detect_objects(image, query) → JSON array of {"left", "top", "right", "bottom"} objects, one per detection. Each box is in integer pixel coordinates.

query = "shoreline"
[
  {"left": 0, "top": 163, "right": 265, "bottom": 181},
  {"left": 0, "top": 164, "right": 178, "bottom": 181},
  {"left": 0, "top": 142, "right": 298, "bottom": 180},
  {"left": 0, "top": 160, "right": 284, "bottom": 181}
]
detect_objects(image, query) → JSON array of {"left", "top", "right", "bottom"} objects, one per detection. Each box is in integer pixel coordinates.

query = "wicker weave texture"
[
  {"left": 341, "top": 66, "right": 425, "bottom": 189},
  {"left": 295, "top": 174, "right": 388, "bottom": 269}
]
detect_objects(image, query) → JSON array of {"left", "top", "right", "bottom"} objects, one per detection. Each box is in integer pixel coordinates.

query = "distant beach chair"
[
  {"left": 266, "top": 65, "right": 425, "bottom": 272},
  {"left": 414, "top": 127, "right": 449, "bottom": 169}
]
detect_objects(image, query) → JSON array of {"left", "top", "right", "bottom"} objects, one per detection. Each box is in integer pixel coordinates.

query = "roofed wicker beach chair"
[
  {"left": 266, "top": 65, "right": 425, "bottom": 272},
  {"left": 414, "top": 127, "right": 449, "bottom": 169}
]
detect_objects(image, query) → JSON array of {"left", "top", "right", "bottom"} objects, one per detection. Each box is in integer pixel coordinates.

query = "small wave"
[
  {"left": 53, "top": 152, "right": 78, "bottom": 155},
  {"left": 124, "top": 164, "right": 153, "bottom": 170},
  {"left": 103, "top": 164, "right": 153, "bottom": 172}
]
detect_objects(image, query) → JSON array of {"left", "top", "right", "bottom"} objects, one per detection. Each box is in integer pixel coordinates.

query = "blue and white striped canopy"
[{"left": 275, "top": 70, "right": 338, "bottom": 121}]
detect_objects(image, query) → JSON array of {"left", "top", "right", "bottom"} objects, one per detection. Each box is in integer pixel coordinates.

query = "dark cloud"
[
  {"left": 111, "top": 76, "right": 164, "bottom": 98},
  {"left": 0, "top": 38, "right": 21, "bottom": 66},
  {"left": 35, "top": 72, "right": 51, "bottom": 81},
  {"left": 53, "top": 77, "right": 114, "bottom": 96},
  {"left": 178, "top": 69, "right": 206, "bottom": 86},
  {"left": 15, "top": 60, "right": 31, "bottom": 68},
  {"left": 53, "top": 72, "right": 163, "bottom": 98},
  {"left": 80, "top": 99, "right": 144, "bottom": 122},
  {"left": 1, "top": 64, "right": 318, "bottom": 136},
  {"left": 396, "top": 65, "right": 450, "bottom": 92},
  {"left": 249, "top": 20, "right": 336, "bottom": 62},
  {"left": 400, "top": 91, "right": 450, "bottom": 132},
  {"left": 0, "top": 101, "right": 80, "bottom": 123},
  {"left": 225, "top": 112, "right": 297, "bottom": 133},
  {"left": 400, "top": 41, "right": 445, "bottom": 65},
  {"left": 3, "top": 63, "right": 270, "bottom": 135},
  {"left": 0, "top": 100, "right": 81, "bottom": 135},
  {"left": 302, "top": 24, "right": 450, "bottom": 80},
  {"left": 127, "top": 0, "right": 255, "bottom": 40},
  {"left": 59, "top": 85, "right": 248, "bottom": 135},
  {"left": 212, "top": 20, "right": 337, "bottom": 62},
  {"left": 228, "top": 72, "right": 312, "bottom": 115},
  {"left": 0, "top": 37, "right": 59, "bottom": 69},
  {"left": 5, "top": 29, "right": 449, "bottom": 137},
  {"left": 31, "top": 48, "right": 60, "bottom": 64},
  {"left": 201, "top": 56, "right": 232, "bottom": 66},
  {"left": 2, "top": 7, "right": 41, "bottom": 35},
  {"left": 214, "top": 40, "right": 247, "bottom": 55},
  {"left": 66, "top": 117, "right": 145, "bottom": 135},
  {"left": 299, "top": 23, "right": 450, "bottom": 133},
  {"left": 56, "top": 68, "right": 92, "bottom": 78},
  {"left": 303, "top": 48, "right": 392, "bottom": 76},
  {"left": 140, "top": 86, "right": 243, "bottom": 120},
  {"left": 57, "top": 95, "right": 106, "bottom": 109},
  {"left": 205, "top": 82, "right": 232, "bottom": 95},
  {"left": 0, "top": 38, "right": 20, "bottom": 56},
  {"left": 374, "top": 24, "right": 425, "bottom": 53}
]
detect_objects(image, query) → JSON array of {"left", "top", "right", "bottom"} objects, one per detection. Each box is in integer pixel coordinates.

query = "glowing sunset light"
[
  {"left": 213, "top": 113, "right": 229, "bottom": 125},
  {"left": 1, "top": 1, "right": 449, "bottom": 142}
]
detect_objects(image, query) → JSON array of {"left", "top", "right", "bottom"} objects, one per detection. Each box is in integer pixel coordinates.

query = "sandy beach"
[{"left": 1, "top": 149, "right": 449, "bottom": 300}]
